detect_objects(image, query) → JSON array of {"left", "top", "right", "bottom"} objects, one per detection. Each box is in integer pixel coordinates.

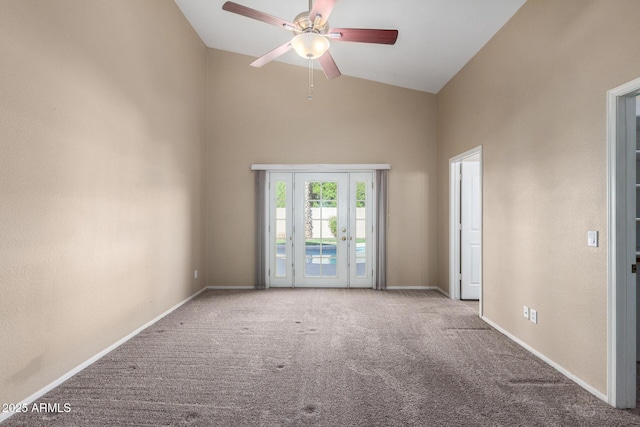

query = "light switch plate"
[
  {"left": 588, "top": 230, "right": 598, "bottom": 247},
  {"left": 523, "top": 306, "right": 529, "bottom": 319},
  {"left": 530, "top": 309, "right": 538, "bottom": 324}
]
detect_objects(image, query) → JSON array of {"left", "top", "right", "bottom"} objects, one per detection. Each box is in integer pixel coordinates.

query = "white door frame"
[
  {"left": 606, "top": 77, "right": 639, "bottom": 408},
  {"left": 449, "top": 146, "right": 483, "bottom": 315}
]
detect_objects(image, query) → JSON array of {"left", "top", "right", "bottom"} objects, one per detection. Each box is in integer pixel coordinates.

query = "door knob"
[
  {"left": 342, "top": 228, "right": 347, "bottom": 232},
  {"left": 341, "top": 236, "right": 346, "bottom": 241}
]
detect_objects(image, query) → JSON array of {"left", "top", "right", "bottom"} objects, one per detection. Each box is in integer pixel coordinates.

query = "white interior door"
[{"left": 461, "top": 157, "right": 481, "bottom": 300}]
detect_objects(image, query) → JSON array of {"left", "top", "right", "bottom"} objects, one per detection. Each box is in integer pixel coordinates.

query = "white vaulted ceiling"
[{"left": 175, "top": 0, "right": 526, "bottom": 93}]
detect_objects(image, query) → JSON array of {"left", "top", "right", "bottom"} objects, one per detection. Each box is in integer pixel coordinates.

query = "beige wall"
[
  {"left": 437, "top": 0, "right": 640, "bottom": 394},
  {"left": 0, "top": 0, "right": 206, "bottom": 406},
  {"left": 206, "top": 49, "right": 437, "bottom": 288},
  {"left": 5, "top": 0, "right": 634, "bottom": 409}
]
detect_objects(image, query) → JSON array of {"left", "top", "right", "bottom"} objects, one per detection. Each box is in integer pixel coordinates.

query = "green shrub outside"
[{"left": 328, "top": 216, "right": 337, "bottom": 237}]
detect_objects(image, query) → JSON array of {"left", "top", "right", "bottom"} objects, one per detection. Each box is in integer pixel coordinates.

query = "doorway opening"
[
  {"left": 449, "top": 146, "right": 483, "bottom": 316},
  {"left": 253, "top": 164, "right": 389, "bottom": 289},
  {"left": 606, "top": 77, "right": 639, "bottom": 408},
  {"left": 268, "top": 171, "right": 374, "bottom": 288}
]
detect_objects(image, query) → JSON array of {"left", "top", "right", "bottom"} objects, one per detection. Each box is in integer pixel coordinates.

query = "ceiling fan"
[{"left": 221, "top": 0, "right": 399, "bottom": 80}]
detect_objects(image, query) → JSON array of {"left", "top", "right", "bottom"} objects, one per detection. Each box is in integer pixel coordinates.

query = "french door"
[{"left": 267, "top": 172, "right": 374, "bottom": 288}]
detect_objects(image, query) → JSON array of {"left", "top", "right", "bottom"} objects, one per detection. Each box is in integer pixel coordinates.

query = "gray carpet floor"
[{"left": 4, "top": 289, "right": 640, "bottom": 426}]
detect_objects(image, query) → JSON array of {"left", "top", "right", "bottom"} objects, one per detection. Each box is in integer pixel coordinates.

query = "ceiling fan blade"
[
  {"left": 250, "top": 42, "right": 293, "bottom": 68},
  {"left": 318, "top": 51, "right": 341, "bottom": 79},
  {"left": 309, "top": 0, "right": 336, "bottom": 26},
  {"left": 329, "top": 28, "right": 399, "bottom": 45},
  {"left": 222, "top": 1, "right": 296, "bottom": 30}
]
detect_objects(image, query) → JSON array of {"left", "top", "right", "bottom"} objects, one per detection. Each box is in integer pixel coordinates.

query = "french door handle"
[{"left": 341, "top": 236, "right": 347, "bottom": 241}]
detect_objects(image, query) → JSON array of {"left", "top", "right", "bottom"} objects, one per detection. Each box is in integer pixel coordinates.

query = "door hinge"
[
  {"left": 632, "top": 264, "right": 637, "bottom": 274},
  {"left": 268, "top": 268, "right": 271, "bottom": 277}
]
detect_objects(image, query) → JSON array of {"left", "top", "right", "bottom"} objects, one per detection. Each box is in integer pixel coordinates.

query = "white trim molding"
[
  {"left": 0, "top": 287, "right": 209, "bottom": 424},
  {"left": 482, "top": 316, "right": 607, "bottom": 403},
  {"left": 251, "top": 164, "right": 391, "bottom": 171},
  {"left": 206, "top": 286, "right": 255, "bottom": 290},
  {"left": 606, "top": 76, "right": 640, "bottom": 408}
]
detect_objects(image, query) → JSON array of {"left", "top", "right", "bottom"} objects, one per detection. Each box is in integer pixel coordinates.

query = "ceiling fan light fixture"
[{"left": 291, "top": 32, "right": 330, "bottom": 59}]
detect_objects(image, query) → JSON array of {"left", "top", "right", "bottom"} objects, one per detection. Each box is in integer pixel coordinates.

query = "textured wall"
[
  {"left": 206, "top": 49, "right": 437, "bottom": 289},
  {"left": 436, "top": 0, "right": 640, "bottom": 394},
  {"left": 0, "top": 0, "right": 206, "bottom": 406}
]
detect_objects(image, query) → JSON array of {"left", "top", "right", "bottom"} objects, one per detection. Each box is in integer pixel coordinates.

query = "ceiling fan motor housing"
[{"left": 293, "top": 11, "right": 328, "bottom": 34}]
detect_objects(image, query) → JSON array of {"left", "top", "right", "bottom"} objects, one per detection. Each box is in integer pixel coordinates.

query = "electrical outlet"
[
  {"left": 194, "top": 269, "right": 198, "bottom": 279},
  {"left": 530, "top": 309, "right": 538, "bottom": 324},
  {"left": 523, "top": 306, "right": 529, "bottom": 319}
]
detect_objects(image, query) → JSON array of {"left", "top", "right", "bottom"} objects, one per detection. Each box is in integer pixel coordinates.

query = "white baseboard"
[
  {"left": 387, "top": 286, "right": 449, "bottom": 297},
  {"left": 386, "top": 286, "right": 431, "bottom": 290},
  {"left": 481, "top": 315, "right": 608, "bottom": 403},
  {"left": 0, "top": 287, "right": 209, "bottom": 424},
  {"left": 434, "top": 287, "right": 450, "bottom": 297},
  {"left": 207, "top": 286, "right": 448, "bottom": 293},
  {"left": 204, "top": 286, "right": 451, "bottom": 294}
]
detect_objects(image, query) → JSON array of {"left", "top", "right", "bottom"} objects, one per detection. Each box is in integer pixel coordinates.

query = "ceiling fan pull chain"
[{"left": 308, "top": 58, "right": 314, "bottom": 100}]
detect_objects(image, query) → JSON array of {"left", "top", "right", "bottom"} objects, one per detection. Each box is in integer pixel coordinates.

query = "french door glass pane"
[
  {"left": 355, "top": 181, "right": 367, "bottom": 277},
  {"left": 275, "top": 181, "right": 287, "bottom": 278},
  {"left": 304, "top": 181, "right": 338, "bottom": 277}
]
